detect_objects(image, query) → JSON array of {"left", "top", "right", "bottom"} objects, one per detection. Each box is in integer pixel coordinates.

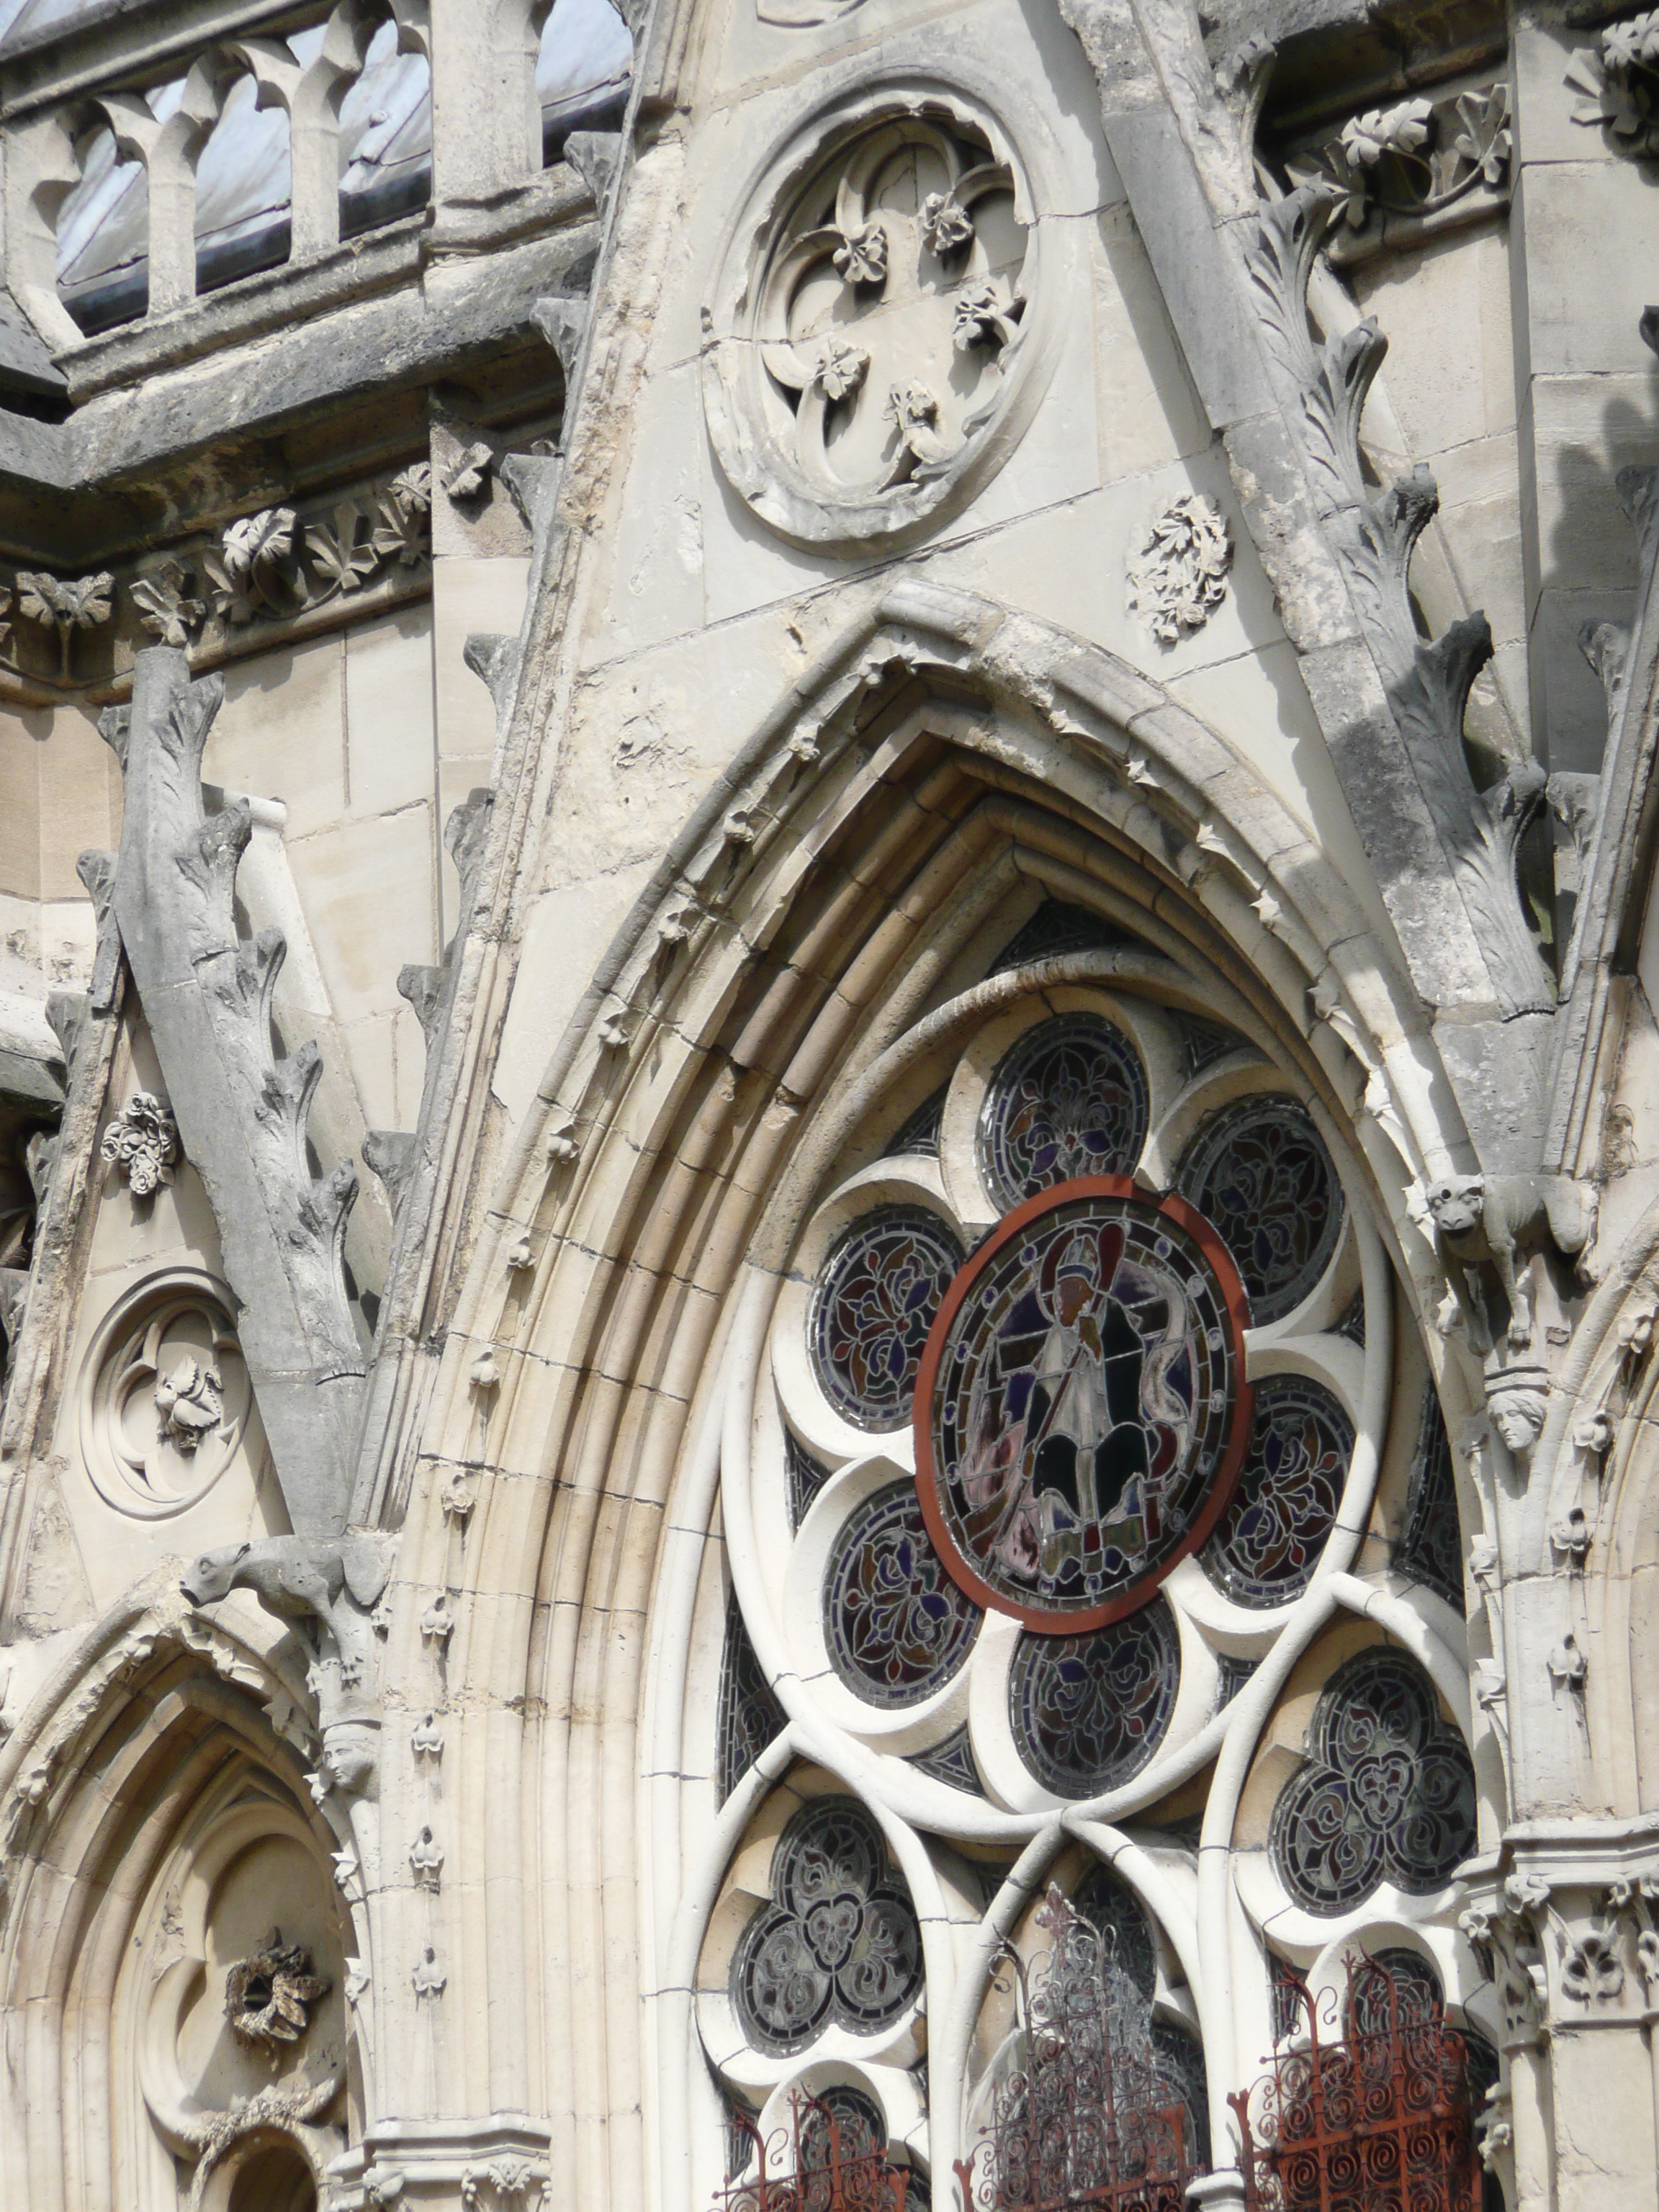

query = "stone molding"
[
  {"left": 99, "top": 649, "right": 367, "bottom": 1535},
  {"left": 1246, "top": 183, "right": 1552, "bottom": 1022},
  {"left": 1280, "top": 75, "right": 1511, "bottom": 269}
]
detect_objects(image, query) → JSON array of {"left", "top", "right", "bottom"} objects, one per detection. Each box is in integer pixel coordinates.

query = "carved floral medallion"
[
  {"left": 705, "top": 93, "right": 1053, "bottom": 547},
  {"left": 79, "top": 1270, "right": 251, "bottom": 1517}
]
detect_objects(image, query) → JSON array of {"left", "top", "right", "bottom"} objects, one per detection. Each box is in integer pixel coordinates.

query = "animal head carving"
[
  {"left": 1426, "top": 1175, "right": 1485, "bottom": 1238},
  {"left": 180, "top": 1539, "right": 250, "bottom": 1607}
]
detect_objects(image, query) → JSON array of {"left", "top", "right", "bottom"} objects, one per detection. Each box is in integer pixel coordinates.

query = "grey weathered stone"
[{"left": 99, "top": 647, "right": 366, "bottom": 1536}]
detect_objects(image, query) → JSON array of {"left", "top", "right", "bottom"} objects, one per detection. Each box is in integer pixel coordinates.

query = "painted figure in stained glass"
[{"left": 918, "top": 1186, "right": 1249, "bottom": 1627}]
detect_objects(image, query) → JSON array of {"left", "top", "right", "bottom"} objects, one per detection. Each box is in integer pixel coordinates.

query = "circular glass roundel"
[
  {"left": 1202, "top": 1376, "right": 1353, "bottom": 1609},
  {"left": 977, "top": 1012, "right": 1150, "bottom": 1213},
  {"left": 1175, "top": 1097, "right": 1342, "bottom": 1326},
  {"left": 914, "top": 1179, "right": 1252, "bottom": 1630},
  {"left": 810, "top": 1205, "right": 965, "bottom": 1431},
  {"left": 823, "top": 1480, "right": 982, "bottom": 1707},
  {"left": 1007, "top": 1598, "right": 1179, "bottom": 1798}
]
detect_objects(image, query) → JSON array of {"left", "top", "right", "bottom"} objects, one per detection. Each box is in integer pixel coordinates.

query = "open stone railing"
[{"left": 1, "top": 0, "right": 625, "bottom": 357}]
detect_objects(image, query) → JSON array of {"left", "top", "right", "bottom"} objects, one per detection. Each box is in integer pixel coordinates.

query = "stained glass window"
[
  {"left": 718, "top": 1592, "right": 787, "bottom": 1802},
  {"left": 786, "top": 1429, "right": 832, "bottom": 1531},
  {"left": 1007, "top": 1599, "right": 1180, "bottom": 1798},
  {"left": 1271, "top": 1648, "right": 1477, "bottom": 1913},
  {"left": 731, "top": 1796, "right": 923, "bottom": 2053},
  {"left": 1349, "top": 1947, "right": 1441, "bottom": 2033},
  {"left": 824, "top": 1479, "right": 981, "bottom": 1707},
  {"left": 1201, "top": 1376, "right": 1352, "bottom": 1608},
  {"left": 1174, "top": 1010, "right": 1246, "bottom": 1082},
  {"left": 884, "top": 1084, "right": 948, "bottom": 1159},
  {"left": 917, "top": 1187, "right": 1249, "bottom": 1627},
  {"left": 977, "top": 1013, "right": 1150, "bottom": 1211},
  {"left": 1401, "top": 1389, "right": 1464, "bottom": 1613},
  {"left": 906, "top": 1723, "right": 982, "bottom": 1794},
  {"left": 992, "top": 899, "right": 1136, "bottom": 975},
  {"left": 1175, "top": 1097, "right": 1343, "bottom": 1326},
  {"left": 810, "top": 1205, "right": 964, "bottom": 1431}
]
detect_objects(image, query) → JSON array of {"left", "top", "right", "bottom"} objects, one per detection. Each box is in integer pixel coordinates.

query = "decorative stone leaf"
[
  {"left": 952, "top": 277, "right": 1020, "bottom": 351},
  {"left": 130, "top": 561, "right": 205, "bottom": 647},
  {"left": 920, "top": 191, "right": 974, "bottom": 252},
  {"left": 1339, "top": 97, "right": 1434, "bottom": 167},
  {"left": 305, "top": 503, "right": 378, "bottom": 597},
  {"left": 99, "top": 1091, "right": 180, "bottom": 1195},
  {"left": 814, "top": 336, "right": 869, "bottom": 401},
  {"left": 1128, "top": 494, "right": 1233, "bottom": 642},
  {"left": 14, "top": 571, "right": 63, "bottom": 628},
  {"left": 884, "top": 380, "right": 956, "bottom": 466},
  {"left": 369, "top": 487, "right": 428, "bottom": 567},
  {"left": 832, "top": 222, "right": 888, "bottom": 287},
  {"left": 224, "top": 1930, "right": 330, "bottom": 2047},
  {"left": 1452, "top": 84, "right": 1513, "bottom": 186},
  {"left": 391, "top": 460, "right": 433, "bottom": 513},
  {"left": 444, "top": 442, "right": 494, "bottom": 500},
  {"left": 220, "top": 505, "right": 295, "bottom": 580}
]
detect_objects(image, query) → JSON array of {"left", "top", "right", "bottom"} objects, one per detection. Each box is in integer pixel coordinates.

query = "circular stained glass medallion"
[
  {"left": 811, "top": 1205, "right": 965, "bottom": 1431},
  {"left": 1007, "top": 1598, "right": 1180, "bottom": 1797},
  {"left": 977, "top": 1013, "right": 1150, "bottom": 1213},
  {"left": 1201, "top": 1376, "right": 1352, "bottom": 1609},
  {"left": 823, "top": 1480, "right": 982, "bottom": 1708},
  {"left": 1175, "top": 1097, "right": 1342, "bottom": 1326},
  {"left": 914, "top": 1179, "right": 1251, "bottom": 1630}
]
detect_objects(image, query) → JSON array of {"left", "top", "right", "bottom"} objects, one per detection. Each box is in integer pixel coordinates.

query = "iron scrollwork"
[{"left": 957, "top": 1886, "right": 1196, "bottom": 2212}]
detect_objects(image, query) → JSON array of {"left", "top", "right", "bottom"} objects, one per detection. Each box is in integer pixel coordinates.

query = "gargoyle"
[
  {"left": 181, "top": 1536, "right": 392, "bottom": 1706},
  {"left": 1426, "top": 1174, "right": 1597, "bottom": 1351}
]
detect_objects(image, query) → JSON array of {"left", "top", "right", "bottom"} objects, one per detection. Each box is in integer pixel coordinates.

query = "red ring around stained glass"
[{"left": 914, "top": 1177, "right": 1254, "bottom": 1632}]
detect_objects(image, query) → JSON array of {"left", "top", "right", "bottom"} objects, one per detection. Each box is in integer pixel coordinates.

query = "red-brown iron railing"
[
  {"left": 956, "top": 1887, "right": 1194, "bottom": 2212},
  {"left": 717, "top": 2092, "right": 909, "bottom": 2212},
  {"left": 1229, "top": 1954, "right": 1483, "bottom": 2212}
]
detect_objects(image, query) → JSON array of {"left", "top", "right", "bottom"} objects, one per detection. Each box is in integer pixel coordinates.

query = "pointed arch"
[
  {"left": 0, "top": 1588, "right": 359, "bottom": 2212},
  {"left": 367, "top": 582, "right": 1480, "bottom": 2212}
]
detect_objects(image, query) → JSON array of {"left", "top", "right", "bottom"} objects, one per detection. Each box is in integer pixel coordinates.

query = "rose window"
[
  {"left": 756, "top": 957, "right": 1368, "bottom": 1812},
  {"left": 706, "top": 902, "right": 1478, "bottom": 2202}
]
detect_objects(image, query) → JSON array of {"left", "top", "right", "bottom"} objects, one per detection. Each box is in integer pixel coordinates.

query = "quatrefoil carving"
[{"left": 706, "top": 91, "right": 1055, "bottom": 549}]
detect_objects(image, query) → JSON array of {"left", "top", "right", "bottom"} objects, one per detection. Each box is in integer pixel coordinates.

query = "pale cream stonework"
[{"left": 0, "top": 0, "right": 1651, "bottom": 2208}]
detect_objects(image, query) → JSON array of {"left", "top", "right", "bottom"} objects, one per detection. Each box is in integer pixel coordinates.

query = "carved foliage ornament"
[
  {"left": 224, "top": 1928, "right": 330, "bottom": 2048},
  {"left": 1128, "top": 495, "right": 1233, "bottom": 642},
  {"left": 132, "top": 464, "right": 432, "bottom": 652},
  {"left": 706, "top": 95, "right": 1048, "bottom": 547},
  {"left": 1285, "top": 81, "right": 1511, "bottom": 248},
  {"left": 100, "top": 1090, "right": 180, "bottom": 1196},
  {"left": 1568, "top": 13, "right": 1659, "bottom": 158}
]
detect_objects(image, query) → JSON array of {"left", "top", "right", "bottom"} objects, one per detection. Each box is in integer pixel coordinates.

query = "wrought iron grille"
[
  {"left": 956, "top": 1887, "right": 1195, "bottom": 2212},
  {"left": 1230, "top": 1954, "right": 1483, "bottom": 2212},
  {"left": 716, "top": 2091, "right": 910, "bottom": 2212}
]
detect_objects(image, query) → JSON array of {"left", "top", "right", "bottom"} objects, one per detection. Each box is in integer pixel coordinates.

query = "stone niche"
[{"left": 125, "top": 1781, "right": 348, "bottom": 2211}]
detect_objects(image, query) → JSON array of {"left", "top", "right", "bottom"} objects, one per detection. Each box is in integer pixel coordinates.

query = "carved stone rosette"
[{"left": 703, "top": 86, "right": 1060, "bottom": 548}]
